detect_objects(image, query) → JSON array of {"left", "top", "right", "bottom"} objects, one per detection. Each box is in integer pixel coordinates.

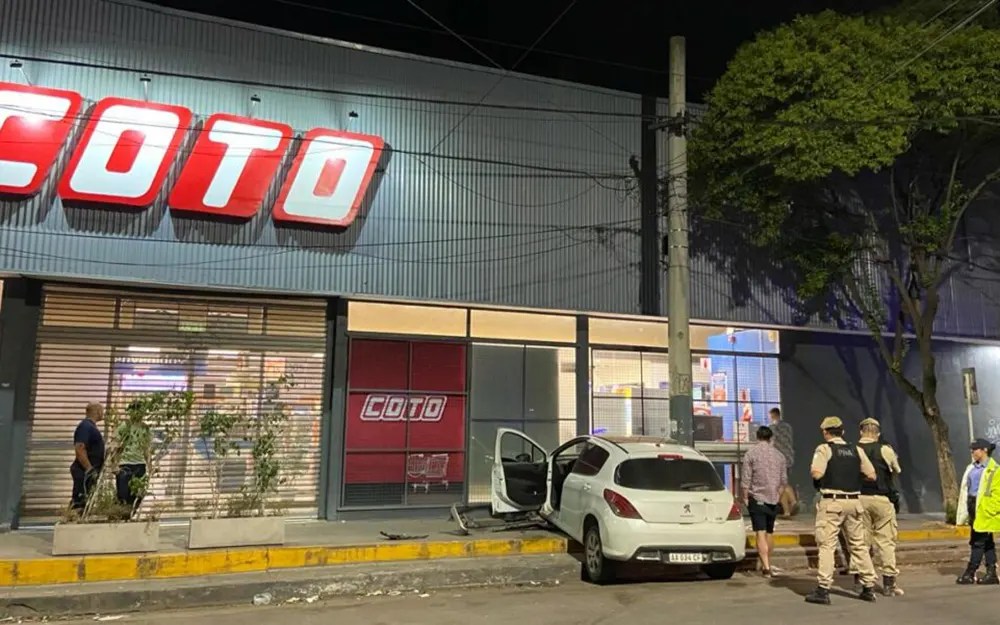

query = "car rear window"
[{"left": 614, "top": 457, "right": 725, "bottom": 492}]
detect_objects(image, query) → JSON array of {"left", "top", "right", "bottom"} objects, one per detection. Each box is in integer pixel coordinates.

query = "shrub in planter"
[
  {"left": 187, "top": 376, "right": 294, "bottom": 549},
  {"left": 54, "top": 391, "right": 193, "bottom": 556}
]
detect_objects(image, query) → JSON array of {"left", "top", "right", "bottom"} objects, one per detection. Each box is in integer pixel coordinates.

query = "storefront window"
[
  {"left": 591, "top": 350, "right": 672, "bottom": 439},
  {"left": 467, "top": 344, "right": 576, "bottom": 503},
  {"left": 21, "top": 289, "right": 326, "bottom": 522},
  {"left": 343, "top": 339, "right": 467, "bottom": 507}
]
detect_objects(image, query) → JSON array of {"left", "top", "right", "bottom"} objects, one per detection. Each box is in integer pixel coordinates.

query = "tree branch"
[{"left": 942, "top": 162, "right": 1000, "bottom": 258}]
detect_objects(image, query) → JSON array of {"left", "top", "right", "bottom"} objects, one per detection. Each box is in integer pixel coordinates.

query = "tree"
[{"left": 689, "top": 10, "right": 1000, "bottom": 519}]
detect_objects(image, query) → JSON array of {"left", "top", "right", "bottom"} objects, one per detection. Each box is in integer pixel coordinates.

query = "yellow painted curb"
[
  {"left": 747, "top": 526, "right": 970, "bottom": 549},
  {"left": 0, "top": 536, "right": 569, "bottom": 588},
  {"left": 0, "top": 527, "right": 972, "bottom": 587}
]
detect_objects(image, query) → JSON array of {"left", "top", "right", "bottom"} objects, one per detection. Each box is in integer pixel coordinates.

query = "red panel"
[
  {"left": 169, "top": 113, "right": 292, "bottom": 218},
  {"left": 407, "top": 395, "right": 465, "bottom": 450},
  {"left": 348, "top": 339, "right": 407, "bottom": 389},
  {"left": 0, "top": 82, "right": 83, "bottom": 196},
  {"left": 410, "top": 342, "right": 466, "bottom": 392},
  {"left": 345, "top": 392, "right": 406, "bottom": 450},
  {"left": 58, "top": 97, "right": 192, "bottom": 207},
  {"left": 343, "top": 453, "right": 405, "bottom": 484}
]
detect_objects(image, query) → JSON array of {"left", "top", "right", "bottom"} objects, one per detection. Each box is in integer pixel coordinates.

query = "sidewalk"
[{"left": 0, "top": 513, "right": 968, "bottom": 588}]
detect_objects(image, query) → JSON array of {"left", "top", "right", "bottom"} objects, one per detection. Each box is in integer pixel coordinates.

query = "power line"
[
  {"left": 880, "top": 0, "right": 999, "bottom": 83},
  {"left": 407, "top": 0, "right": 579, "bottom": 155}
]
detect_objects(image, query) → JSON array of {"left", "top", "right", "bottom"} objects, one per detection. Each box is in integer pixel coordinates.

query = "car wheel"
[
  {"left": 581, "top": 521, "right": 616, "bottom": 585},
  {"left": 702, "top": 563, "right": 736, "bottom": 580}
]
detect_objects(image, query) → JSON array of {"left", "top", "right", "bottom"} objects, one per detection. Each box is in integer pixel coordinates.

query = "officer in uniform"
[
  {"left": 805, "top": 416, "right": 879, "bottom": 605},
  {"left": 856, "top": 417, "right": 903, "bottom": 596}
]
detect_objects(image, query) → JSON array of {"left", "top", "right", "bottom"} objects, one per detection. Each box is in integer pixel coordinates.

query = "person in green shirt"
[{"left": 115, "top": 413, "right": 150, "bottom": 511}]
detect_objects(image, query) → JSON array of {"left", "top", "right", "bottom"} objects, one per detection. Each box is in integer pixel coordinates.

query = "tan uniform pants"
[
  {"left": 816, "top": 496, "right": 877, "bottom": 589},
  {"left": 857, "top": 494, "right": 898, "bottom": 577}
]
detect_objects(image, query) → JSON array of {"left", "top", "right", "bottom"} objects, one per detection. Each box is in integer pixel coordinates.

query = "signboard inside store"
[{"left": 0, "top": 81, "right": 385, "bottom": 227}]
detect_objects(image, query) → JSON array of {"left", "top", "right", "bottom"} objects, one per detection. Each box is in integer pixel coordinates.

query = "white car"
[{"left": 490, "top": 429, "right": 746, "bottom": 584}]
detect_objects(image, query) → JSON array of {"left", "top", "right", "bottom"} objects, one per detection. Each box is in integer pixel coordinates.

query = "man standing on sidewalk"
[
  {"left": 856, "top": 418, "right": 903, "bottom": 596},
  {"left": 804, "top": 416, "right": 879, "bottom": 605},
  {"left": 741, "top": 425, "right": 788, "bottom": 577},
  {"left": 770, "top": 408, "right": 798, "bottom": 517},
  {"left": 70, "top": 402, "right": 105, "bottom": 512}
]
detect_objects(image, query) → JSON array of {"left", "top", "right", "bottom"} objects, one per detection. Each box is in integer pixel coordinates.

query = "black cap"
[{"left": 970, "top": 438, "right": 995, "bottom": 452}]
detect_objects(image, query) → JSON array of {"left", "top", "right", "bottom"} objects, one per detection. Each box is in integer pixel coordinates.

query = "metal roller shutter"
[{"left": 21, "top": 285, "right": 327, "bottom": 523}]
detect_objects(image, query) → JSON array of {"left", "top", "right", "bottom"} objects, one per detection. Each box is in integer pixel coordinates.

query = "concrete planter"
[
  {"left": 187, "top": 517, "right": 286, "bottom": 550},
  {"left": 52, "top": 521, "right": 160, "bottom": 556}
]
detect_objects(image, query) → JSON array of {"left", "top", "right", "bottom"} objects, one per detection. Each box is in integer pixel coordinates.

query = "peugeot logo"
[{"left": 683, "top": 504, "right": 691, "bottom": 513}]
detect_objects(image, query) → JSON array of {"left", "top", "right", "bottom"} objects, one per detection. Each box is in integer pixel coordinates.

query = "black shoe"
[
  {"left": 979, "top": 566, "right": 999, "bottom": 585},
  {"left": 882, "top": 575, "right": 899, "bottom": 597},
  {"left": 957, "top": 567, "right": 978, "bottom": 585},
  {"left": 859, "top": 586, "right": 877, "bottom": 603},
  {"left": 805, "top": 587, "right": 831, "bottom": 605}
]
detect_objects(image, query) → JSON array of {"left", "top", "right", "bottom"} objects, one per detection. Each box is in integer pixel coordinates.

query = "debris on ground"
[
  {"left": 305, "top": 596, "right": 319, "bottom": 604},
  {"left": 93, "top": 617, "right": 126, "bottom": 622},
  {"left": 252, "top": 593, "right": 273, "bottom": 606},
  {"left": 379, "top": 531, "right": 430, "bottom": 541},
  {"left": 450, "top": 504, "right": 548, "bottom": 535}
]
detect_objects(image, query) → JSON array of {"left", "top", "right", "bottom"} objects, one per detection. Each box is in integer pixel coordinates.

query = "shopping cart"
[{"left": 407, "top": 453, "right": 450, "bottom": 493}]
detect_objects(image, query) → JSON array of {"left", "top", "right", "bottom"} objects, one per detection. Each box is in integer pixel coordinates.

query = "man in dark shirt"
[{"left": 70, "top": 402, "right": 106, "bottom": 511}]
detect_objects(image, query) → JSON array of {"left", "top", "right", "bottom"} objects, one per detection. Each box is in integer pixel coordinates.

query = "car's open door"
[{"left": 491, "top": 428, "right": 549, "bottom": 515}]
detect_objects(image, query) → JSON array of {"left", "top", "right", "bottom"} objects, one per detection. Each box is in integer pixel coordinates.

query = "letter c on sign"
[{"left": 361, "top": 395, "right": 384, "bottom": 421}]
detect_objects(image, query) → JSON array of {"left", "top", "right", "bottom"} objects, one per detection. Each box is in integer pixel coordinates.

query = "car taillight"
[
  {"left": 727, "top": 500, "right": 742, "bottom": 521},
  {"left": 603, "top": 489, "right": 643, "bottom": 519}
]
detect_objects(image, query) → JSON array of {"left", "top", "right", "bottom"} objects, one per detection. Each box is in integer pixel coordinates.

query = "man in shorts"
[{"left": 741, "top": 425, "right": 788, "bottom": 577}]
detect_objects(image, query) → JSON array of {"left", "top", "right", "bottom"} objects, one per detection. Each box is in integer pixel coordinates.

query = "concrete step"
[{"left": 742, "top": 540, "right": 966, "bottom": 573}]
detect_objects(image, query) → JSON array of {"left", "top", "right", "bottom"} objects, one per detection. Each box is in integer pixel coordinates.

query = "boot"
[
  {"left": 882, "top": 575, "right": 902, "bottom": 597},
  {"left": 979, "top": 566, "right": 999, "bottom": 585},
  {"left": 805, "top": 587, "right": 831, "bottom": 605},
  {"left": 858, "top": 586, "right": 877, "bottom": 603},
  {"left": 956, "top": 565, "right": 978, "bottom": 585}
]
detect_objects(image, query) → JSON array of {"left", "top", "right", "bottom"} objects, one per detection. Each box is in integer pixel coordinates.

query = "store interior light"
[
  {"left": 208, "top": 349, "right": 239, "bottom": 357},
  {"left": 127, "top": 346, "right": 161, "bottom": 353}
]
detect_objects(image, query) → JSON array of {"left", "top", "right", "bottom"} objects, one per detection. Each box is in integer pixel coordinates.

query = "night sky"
[{"left": 145, "top": 0, "right": 896, "bottom": 101}]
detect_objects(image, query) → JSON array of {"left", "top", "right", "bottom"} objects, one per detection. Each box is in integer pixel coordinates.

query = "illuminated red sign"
[
  {"left": 0, "top": 81, "right": 385, "bottom": 228},
  {"left": 360, "top": 394, "right": 448, "bottom": 422}
]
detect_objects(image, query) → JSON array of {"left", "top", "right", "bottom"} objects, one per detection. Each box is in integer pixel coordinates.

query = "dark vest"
[
  {"left": 820, "top": 442, "right": 862, "bottom": 493},
  {"left": 859, "top": 441, "right": 893, "bottom": 496}
]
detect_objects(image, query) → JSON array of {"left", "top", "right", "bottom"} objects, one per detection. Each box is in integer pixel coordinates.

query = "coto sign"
[
  {"left": 0, "top": 81, "right": 385, "bottom": 227},
  {"left": 360, "top": 394, "right": 447, "bottom": 422}
]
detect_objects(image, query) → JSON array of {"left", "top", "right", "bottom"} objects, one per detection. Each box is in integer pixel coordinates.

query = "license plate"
[{"left": 666, "top": 552, "right": 706, "bottom": 564}]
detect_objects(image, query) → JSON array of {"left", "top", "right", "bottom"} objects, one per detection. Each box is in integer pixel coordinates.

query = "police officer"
[
  {"left": 805, "top": 416, "right": 879, "bottom": 605},
  {"left": 856, "top": 417, "right": 903, "bottom": 596}
]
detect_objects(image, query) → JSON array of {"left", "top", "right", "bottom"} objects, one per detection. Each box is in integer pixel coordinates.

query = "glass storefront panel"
[
  {"left": 21, "top": 288, "right": 326, "bottom": 522},
  {"left": 343, "top": 339, "right": 467, "bottom": 508},
  {"left": 466, "top": 344, "right": 576, "bottom": 504}
]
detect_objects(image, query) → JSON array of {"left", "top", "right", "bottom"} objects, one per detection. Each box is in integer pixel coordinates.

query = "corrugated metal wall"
[
  {"left": 0, "top": 0, "right": 997, "bottom": 339},
  {"left": 0, "top": 0, "right": 643, "bottom": 315}
]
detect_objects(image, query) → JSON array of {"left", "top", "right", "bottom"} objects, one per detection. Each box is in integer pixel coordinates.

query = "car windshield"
[{"left": 614, "top": 457, "right": 725, "bottom": 492}]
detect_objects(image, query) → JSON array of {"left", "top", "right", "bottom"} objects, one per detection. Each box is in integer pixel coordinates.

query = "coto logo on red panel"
[
  {"left": 58, "top": 97, "right": 193, "bottom": 207},
  {"left": 360, "top": 394, "right": 447, "bottom": 422},
  {"left": 168, "top": 114, "right": 293, "bottom": 218},
  {"left": 273, "top": 129, "right": 385, "bottom": 228},
  {"left": 0, "top": 83, "right": 83, "bottom": 196}
]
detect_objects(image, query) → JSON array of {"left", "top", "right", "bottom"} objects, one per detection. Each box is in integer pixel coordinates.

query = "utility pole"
[{"left": 666, "top": 36, "right": 693, "bottom": 445}]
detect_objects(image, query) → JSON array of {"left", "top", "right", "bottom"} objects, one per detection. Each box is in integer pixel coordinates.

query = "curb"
[
  {"left": 747, "top": 526, "right": 969, "bottom": 549},
  {"left": 0, "top": 527, "right": 969, "bottom": 588},
  {"left": 0, "top": 536, "right": 569, "bottom": 587}
]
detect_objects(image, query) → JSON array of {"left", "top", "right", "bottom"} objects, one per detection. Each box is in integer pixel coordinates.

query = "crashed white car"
[{"left": 491, "top": 430, "right": 746, "bottom": 584}]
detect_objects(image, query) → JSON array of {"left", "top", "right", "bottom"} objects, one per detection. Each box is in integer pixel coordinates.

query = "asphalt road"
[{"left": 64, "top": 569, "right": 996, "bottom": 625}]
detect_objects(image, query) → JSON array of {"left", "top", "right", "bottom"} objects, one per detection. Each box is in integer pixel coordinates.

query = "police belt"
[{"left": 821, "top": 493, "right": 860, "bottom": 500}]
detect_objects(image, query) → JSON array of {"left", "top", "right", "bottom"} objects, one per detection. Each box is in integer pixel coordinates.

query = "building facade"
[{"left": 0, "top": 0, "right": 997, "bottom": 524}]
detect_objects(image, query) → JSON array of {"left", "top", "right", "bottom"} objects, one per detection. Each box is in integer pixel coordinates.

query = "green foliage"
[
  {"left": 197, "top": 409, "right": 245, "bottom": 519},
  {"left": 71, "top": 391, "right": 194, "bottom": 524},
  {"left": 691, "top": 9, "right": 1000, "bottom": 307}
]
